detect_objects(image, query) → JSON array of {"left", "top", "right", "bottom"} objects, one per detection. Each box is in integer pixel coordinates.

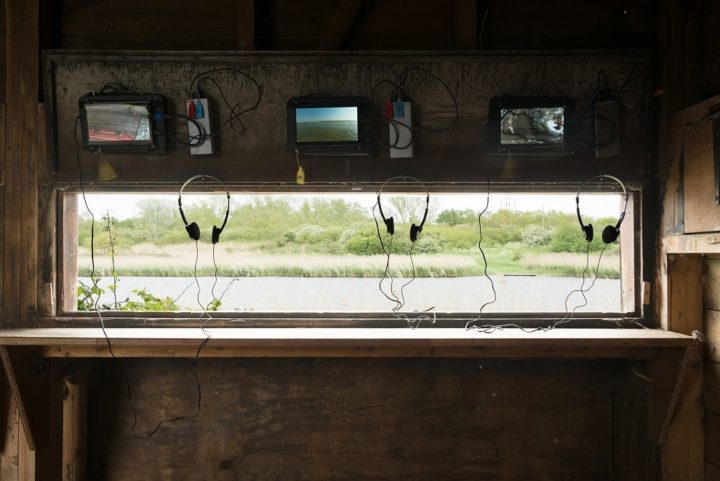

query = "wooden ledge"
[{"left": 0, "top": 328, "right": 695, "bottom": 359}]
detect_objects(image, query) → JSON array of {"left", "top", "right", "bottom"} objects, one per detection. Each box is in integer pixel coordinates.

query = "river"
[{"left": 79, "top": 275, "right": 622, "bottom": 313}]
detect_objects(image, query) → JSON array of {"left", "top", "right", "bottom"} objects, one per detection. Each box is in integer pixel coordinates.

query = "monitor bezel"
[
  {"left": 287, "top": 96, "right": 372, "bottom": 156},
  {"left": 79, "top": 93, "right": 167, "bottom": 153}
]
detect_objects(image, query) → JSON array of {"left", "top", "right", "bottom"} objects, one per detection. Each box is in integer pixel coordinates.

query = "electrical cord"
[
  {"left": 369, "top": 65, "right": 459, "bottom": 150},
  {"left": 187, "top": 68, "right": 263, "bottom": 141}
]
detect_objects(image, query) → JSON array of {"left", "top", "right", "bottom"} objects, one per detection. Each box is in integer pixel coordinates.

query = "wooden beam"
[
  {"left": 235, "top": 0, "right": 255, "bottom": 50},
  {"left": 317, "top": 0, "right": 363, "bottom": 50},
  {"left": 662, "top": 254, "right": 704, "bottom": 481},
  {"left": 0, "top": 346, "right": 49, "bottom": 451},
  {"left": 0, "top": 104, "right": 4, "bottom": 187},
  {"left": 4, "top": 0, "right": 39, "bottom": 327},
  {"left": 62, "top": 378, "right": 86, "bottom": 481},
  {"left": 453, "top": 0, "right": 477, "bottom": 49},
  {"left": 0, "top": 327, "right": 695, "bottom": 358}
]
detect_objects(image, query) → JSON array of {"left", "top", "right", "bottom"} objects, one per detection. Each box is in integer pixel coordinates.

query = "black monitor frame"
[
  {"left": 487, "top": 96, "right": 575, "bottom": 156},
  {"left": 287, "top": 96, "right": 372, "bottom": 156},
  {"left": 79, "top": 93, "right": 167, "bottom": 153}
]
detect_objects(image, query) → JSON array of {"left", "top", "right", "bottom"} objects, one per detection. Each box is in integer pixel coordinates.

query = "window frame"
[{"left": 51, "top": 183, "right": 644, "bottom": 328}]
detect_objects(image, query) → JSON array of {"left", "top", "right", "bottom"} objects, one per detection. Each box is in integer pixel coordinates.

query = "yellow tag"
[{"left": 296, "top": 165, "right": 305, "bottom": 185}]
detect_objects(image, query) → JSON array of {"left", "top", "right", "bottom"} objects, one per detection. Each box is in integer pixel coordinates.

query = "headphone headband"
[
  {"left": 576, "top": 174, "right": 628, "bottom": 242},
  {"left": 178, "top": 174, "right": 231, "bottom": 242},
  {"left": 377, "top": 176, "right": 430, "bottom": 241}
]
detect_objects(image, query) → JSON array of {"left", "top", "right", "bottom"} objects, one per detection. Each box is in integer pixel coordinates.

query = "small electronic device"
[
  {"left": 79, "top": 93, "right": 167, "bottom": 153},
  {"left": 287, "top": 96, "right": 372, "bottom": 155},
  {"left": 185, "top": 97, "right": 214, "bottom": 155},
  {"left": 487, "top": 96, "right": 575, "bottom": 155},
  {"left": 389, "top": 101, "right": 413, "bottom": 159}
]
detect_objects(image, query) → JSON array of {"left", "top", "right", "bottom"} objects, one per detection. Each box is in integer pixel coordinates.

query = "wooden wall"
[
  {"left": 55, "top": 0, "right": 657, "bottom": 52},
  {"left": 84, "top": 358, "right": 642, "bottom": 481},
  {"left": 704, "top": 258, "right": 720, "bottom": 481}
]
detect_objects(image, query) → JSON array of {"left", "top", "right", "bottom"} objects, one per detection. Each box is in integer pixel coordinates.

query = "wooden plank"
[
  {"left": 706, "top": 361, "right": 720, "bottom": 416},
  {"left": 708, "top": 411, "right": 720, "bottom": 467},
  {"left": 0, "top": 104, "right": 4, "bottom": 186},
  {"left": 317, "top": 0, "right": 363, "bottom": 49},
  {"left": 704, "top": 257, "right": 720, "bottom": 310},
  {"left": 17, "top": 422, "right": 34, "bottom": 481},
  {"left": 452, "top": 0, "right": 477, "bottom": 49},
  {"left": 37, "top": 104, "right": 56, "bottom": 317},
  {"left": 667, "top": 254, "right": 704, "bottom": 334},
  {"left": 235, "top": 0, "right": 255, "bottom": 50},
  {"left": 707, "top": 310, "right": 720, "bottom": 363},
  {"left": 4, "top": 0, "right": 39, "bottom": 327},
  {"left": 0, "top": 395, "right": 19, "bottom": 481},
  {"left": 663, "top": 253, "right": 704, "bottom": 481},
  {"left": 0, "top": 328, "right": 694, "bottom": 359},
  {"left": 621, "top": 192, "right": 637, "bottom": 311},
  {"left": 87, "top": 358, "right": 616, "bottom": 481},
  {"left": 672, "top": 95, "right": 720, "bottom": 233},
  {"left": 62, "top": 378, "right": 86, "bottom": 481},
  {"left": 0, "top": 346, "right": 50, "bottom": 451},
  {"left": 708, "top": 461, "right": 720, "bottom": 481},
  {"left": 59, "top": 194, "right": 78, "bottom": 313},
  {"left": 665, "top": 234, "right": 720, "bottom": 254}
]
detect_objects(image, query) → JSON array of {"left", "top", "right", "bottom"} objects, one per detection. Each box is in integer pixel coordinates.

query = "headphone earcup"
[
  {"left": 185, "top": 222, "right": 201, "bottom": 241},
  {"left": 384, "top": 216, "right": 395, "bottom": 236},
  {"left": 410, "top": 223, "right": 421, "bottom": 242},
  {"left": 581, "top": 223, "right": 594, "bottom": 242},
  {"left": 601, "top": 225, "right": 619, "bottom": 244},
  {"left": 212, "top": 225, "right": 222, "bottom": 244}
]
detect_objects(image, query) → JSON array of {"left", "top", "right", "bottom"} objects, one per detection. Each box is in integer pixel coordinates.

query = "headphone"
[
  {"left": 575, "top": 174, "right": 628, "bottom": 244},
  {"left": 377, "top": 176, "right": 430, "bottom": 243},
  {"left": 178, "top": 174, "right": 230, "bottom": 244}
]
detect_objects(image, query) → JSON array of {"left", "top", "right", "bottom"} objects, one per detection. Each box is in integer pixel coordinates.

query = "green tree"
[
  {"left": 136, "top": 198, "right": 177, "bottom": 242},
  {"left": 436, "top": 208, "right": 476, "bottom": 226}
]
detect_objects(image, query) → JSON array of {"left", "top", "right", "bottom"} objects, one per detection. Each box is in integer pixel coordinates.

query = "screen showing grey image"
[
  {"left": 500, "top": 107, "right": 565, "bottom": 145},
  {"left": 296, "top": 106, "right": 358, "bottom": 143}
]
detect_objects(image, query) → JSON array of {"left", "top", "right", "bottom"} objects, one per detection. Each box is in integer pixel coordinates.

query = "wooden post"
[
  {"left": 62, "top": 378, "right": 86, "bottom": 481},
  {"left": 235, "top": 0, "right": 255, "bottom": 50},
  {"left": 4, "top": 0, "right": 40, "bottom": 326},
  {"left": 662, "top": 254, "right": 704, "bottom": 481}
]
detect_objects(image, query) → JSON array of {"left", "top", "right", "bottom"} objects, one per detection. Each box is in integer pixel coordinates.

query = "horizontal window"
[{"left": 61, "top": 189, "right": 633, "bottom": 317}]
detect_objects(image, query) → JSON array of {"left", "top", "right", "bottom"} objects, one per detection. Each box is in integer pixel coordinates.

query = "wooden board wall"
[
  {"left": 57, "top": 0, "right": 658, "bottom": 52},
  {"left": 84, "top": 358, "right": 639, "bottom": 481},
  {"left": 704, "top": 257, "right": 720, "bottom": 478},
  {"left": 46, "top": 51, "right": 650, "bottom": 188}
]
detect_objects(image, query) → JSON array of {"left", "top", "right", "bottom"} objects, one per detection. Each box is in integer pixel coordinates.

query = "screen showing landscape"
[
  {"left": 296, "top": 106, "right": 359, "bottom": 143},
  {"left": 500, "top": 107, "right": 565, "bottom": 145},
  {"left": 85, "top": 103, "right": 152, "bottom": 145}
]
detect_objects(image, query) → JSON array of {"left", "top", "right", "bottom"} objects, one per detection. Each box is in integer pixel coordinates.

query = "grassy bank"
[{"left": 78, "top": 243, "right": 620, "bottom": 279}]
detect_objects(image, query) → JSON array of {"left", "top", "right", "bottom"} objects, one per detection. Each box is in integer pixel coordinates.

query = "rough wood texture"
[
  {"left": 87, "top": 358, "right": 621, "bottom": 481},
  {"left": 707, "top": 310, "right": 720, "bottom": 363},
  {"left": 46, "top": 51, "right": 650, "bottom": 186},
  {"left": 3, "top": 0, "right": 39, "bottom": 327},
  {"left": 706, "top": 361, "right": 720, "bottom": 416},
  {"left": 317, "top": 0, "right": 363, "bottom": 49},
  {"left": 674, "top": 95, "right": 720, "bottom": 234},
  {"left": 0, "top": 327, "right": 694, "bottom": 359},
  {"left": 235, "top": 0, "right": 255, "bottom": 50},
  {"left": 663, "top": 254, "right": 704, "bottom": 481},
  {"left": 708, "top": 411, "right": 720, "bottom": 467},
  {"left": 708, "top": 461, "right": 720, "bottom": 481},
  {"left": 62, "top": 378, "right": 86, "bottom": 481}
]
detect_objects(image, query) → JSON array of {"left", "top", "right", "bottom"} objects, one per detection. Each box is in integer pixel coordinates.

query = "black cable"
[{"left": 187, "top": 68, "right": 263, "bottom": 141}]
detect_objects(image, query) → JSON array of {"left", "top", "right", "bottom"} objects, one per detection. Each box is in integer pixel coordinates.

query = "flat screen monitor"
[
  {"left": 488, "top": 96, "right": 575, "bottom": 155},
  {"left": 79, "top": 93, "right": 167, "bottom": 152},
  {"left": 287, "top": 96, "right": 371, "bottom": 155}
]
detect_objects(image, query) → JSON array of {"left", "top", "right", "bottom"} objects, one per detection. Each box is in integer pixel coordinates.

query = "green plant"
[{"left": 120, "top": 288, "right": 179, "bottom": 311}]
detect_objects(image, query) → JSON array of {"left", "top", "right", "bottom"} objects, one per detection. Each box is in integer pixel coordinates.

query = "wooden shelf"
[{"left": 0, "top": 327, "right": 695, "bottom": 358}]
